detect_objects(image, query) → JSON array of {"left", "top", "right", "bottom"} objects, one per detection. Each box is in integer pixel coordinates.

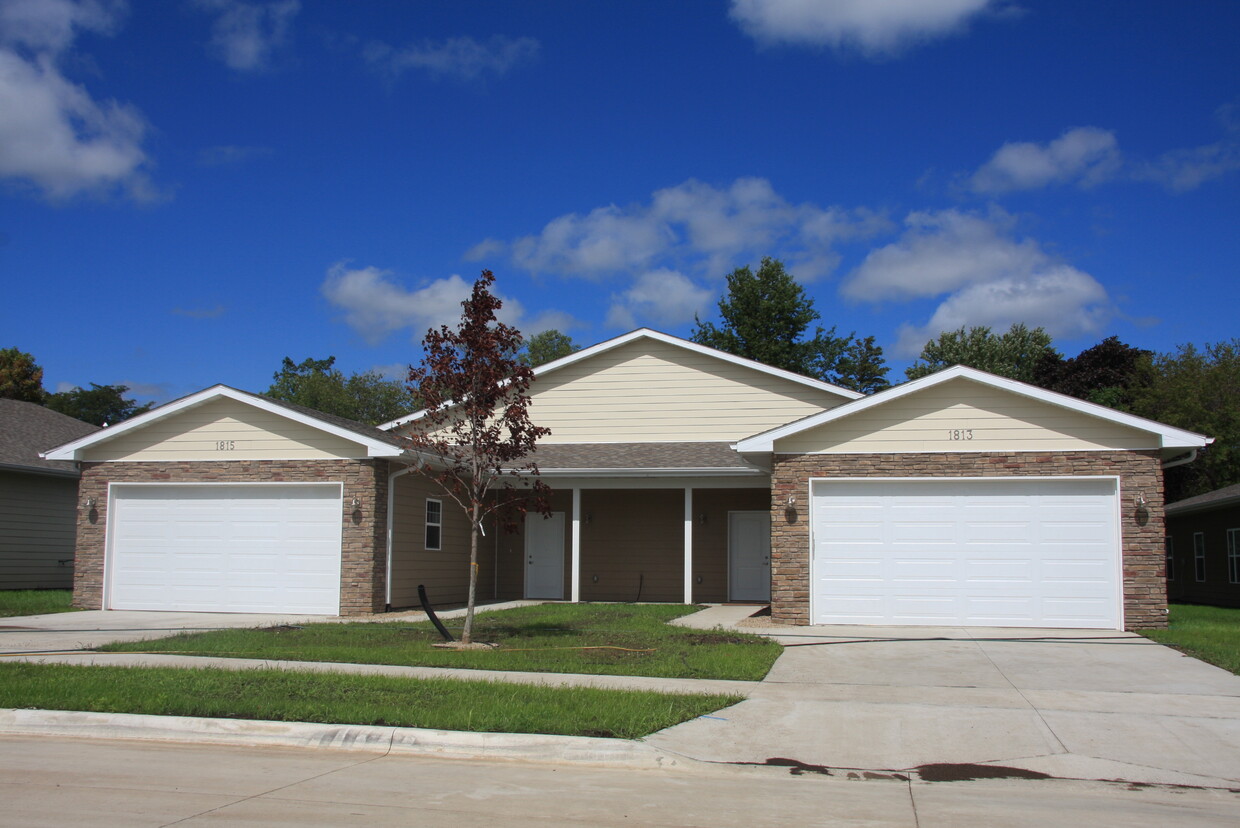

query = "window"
[
  {"left": 1165, "top": 536, "right": 1175, "bottom": 581},
  {"left": 425, "top": 499, "right": 442, "bottom": 551},
  {"left": 1229, "top": 529, "right": 1240, "bottom": 585},
  {"left": 1194, "top": 532, "right": 1206, "bottom": 582}
]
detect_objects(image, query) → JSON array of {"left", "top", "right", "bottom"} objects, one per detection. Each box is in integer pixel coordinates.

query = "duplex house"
[{"left": 44, "top": 329, "right": 1209, "bottom": 630}]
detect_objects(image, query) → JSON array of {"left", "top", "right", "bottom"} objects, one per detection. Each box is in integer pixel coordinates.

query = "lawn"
[
  {"left": 101, "top": 603, "right": 783, "bottom": 681},
  {"left": 0, "top": 662, "right": 739, "bottom": 738},
  {"left": 1143, "top": 604, "right": 1240, "bottom": 675},
  {"left": 0, "top": 590, "right": 76, "bottom": 618}
]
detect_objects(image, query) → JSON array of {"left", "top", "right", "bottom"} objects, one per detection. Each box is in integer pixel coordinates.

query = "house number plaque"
[
  {"left": 216, "top": 440, "right": 236, "bottom": 451},
  {"left": 946, "top": 429, "right": 974, "bottom": 441}
]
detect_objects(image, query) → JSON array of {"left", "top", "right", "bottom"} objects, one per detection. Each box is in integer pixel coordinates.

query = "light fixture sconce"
[
  {"left": 350, "top": 497, "right": 361, "bottom": 509},
  {"left": 1134, "top": 492, "right": 1147, "bottom": 509},
  {"left": 785, "top": 493, "right": 797, "bottom": 508},
  {"left": 84, "top": 496, "right": 97, "bottom": 509},
  {"left": 697, "top": 513, "right": 707, "bottom": 525}
]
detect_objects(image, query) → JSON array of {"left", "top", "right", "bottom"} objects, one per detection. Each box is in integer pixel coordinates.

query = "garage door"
[
  {"left": 108, "top": 484, "right": 343, "bottom": 614},
  {"left": 811, "top": 478, "right": 1121, "bottom": 629}
]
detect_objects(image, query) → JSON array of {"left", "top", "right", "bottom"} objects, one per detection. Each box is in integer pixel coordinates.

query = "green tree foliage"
[
  {"left": 905, "top": 324, "right": 1060, "bottom": 383},
  {"left": 0, "top": 347, "right": 45, "bottom": 402},
  {"left": 1128, "top": 340, "right": 1240, "bottom": 501},
  {"left": 45, "top": 384, "right": 154, "bottom": 426},
  {"left": 520, "top": 329, "right": 579, "bottom": 367},
  {"left": 1034, "top": 336, "right": 1151, "bottom": 409},
  {"left": 266, "top": 356, "right": 417, "bottom": 426},
  {"left": 407, "top": 271, "right": 551, "bottom": 643},
  {"left": 692, "top": 257, "right": 884, "bottom": 388},
  {"left": 835, "top": 335, "right": 890, "bottom": 395}
]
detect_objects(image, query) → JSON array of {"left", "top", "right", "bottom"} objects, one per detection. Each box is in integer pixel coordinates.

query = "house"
[
  {"left": 1165, "top": 483, "right": 1240, "bottom": 608},
  {"left": 1, "top": 399, "right": 100, "bottom": 589},
  {"left": 43, "top": 329, "right": 1211, "bottom": 630}
]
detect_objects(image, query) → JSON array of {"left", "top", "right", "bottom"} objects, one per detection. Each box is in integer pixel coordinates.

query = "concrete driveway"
[
  {"left": 0, "top": 610, "right": 332, "bottom": 654},
  {"left": 649, "top": 619, "right": 1240, "bottom": 788}
]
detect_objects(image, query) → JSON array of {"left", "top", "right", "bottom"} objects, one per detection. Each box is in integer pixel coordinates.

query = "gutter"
[{"left": 1161, "top": 449, "right": 1198, "bottom": 470}]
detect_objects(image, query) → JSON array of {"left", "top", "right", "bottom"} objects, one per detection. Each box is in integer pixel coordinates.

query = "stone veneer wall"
[
  {"left": 770, "top": 450, "right": 1166, "bottom": 630},
  {"left": 73, "top": 460, "right": 390, "bottom": 616}
]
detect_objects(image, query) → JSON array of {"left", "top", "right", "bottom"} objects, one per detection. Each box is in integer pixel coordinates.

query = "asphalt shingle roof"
[
  {"left": 1165, "top": 483, "right": 1240, "bottom": 516},
  {"left": 519, "top": 442, "right": 760, "bottom": 472},
  {"left": 0, "top": 398, "right": 99, "bottom": 474}
]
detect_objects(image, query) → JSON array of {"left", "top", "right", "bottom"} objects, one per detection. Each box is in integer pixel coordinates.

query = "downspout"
[
  {"left": 386, "top": 460, "right": 419, "bottom": 609},
  {"left": 1161, "top": 449, "right": 1197, "bottom": 470}
]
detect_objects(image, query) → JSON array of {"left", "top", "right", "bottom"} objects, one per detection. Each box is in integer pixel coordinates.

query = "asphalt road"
[{"left": 2, "top": 735, "right": 1237, "bottom": 827}]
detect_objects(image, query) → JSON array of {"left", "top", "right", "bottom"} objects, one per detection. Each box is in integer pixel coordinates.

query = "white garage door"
[
  {"left": 811, "top": 478, "right": 1121, "bottom": 629},
  {"left": 108, "top": 484, "right": 343, "bottom": 614}
]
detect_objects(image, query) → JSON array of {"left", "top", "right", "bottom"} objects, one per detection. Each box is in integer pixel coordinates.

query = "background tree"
[
  {"left": 45, "top": 383, "right": 153, "bottom": 426},
  {"left": 905, "top": 323, "right": 1060, "bottom": 383},
  {"left": 1034, "top": 335, "right": 1151, "bottom": 409},
  {"left": 834, "top": 335, "right": 890, "bottom": 394},
  {"left": 0, "top": 347, "right": 45, "bottom": 402},
  {"left": 692, "top": 257, "right": 880, "bottom": 387},
  {"left": 407, "top": 271, "right": 551, "bottom": 644},
  {"left": 520, "top": 329, "right": 579, "bottom": 367},
  {"left": 266, "top": 355, "right": 417, "bottom": 425},
  {"left": 1128, "top": 340, "right": 1240, "bottom": 502}
]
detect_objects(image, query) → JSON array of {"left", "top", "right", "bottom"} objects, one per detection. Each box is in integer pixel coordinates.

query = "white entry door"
[
  {"left": 525, "top": 512, "right": 565, "bottom": 599},
  {"left": 729, "top": 511, "right": 771, "bottom": 602}
]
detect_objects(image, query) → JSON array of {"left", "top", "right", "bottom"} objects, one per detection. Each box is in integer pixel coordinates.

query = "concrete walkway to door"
[{"left": 652, "top": 607, "right": 1240, "bottom": 788}]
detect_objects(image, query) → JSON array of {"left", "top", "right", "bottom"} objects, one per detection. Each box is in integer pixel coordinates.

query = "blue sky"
[{"left": 2, "top": 0, "right": 1238, "bottom": 404}]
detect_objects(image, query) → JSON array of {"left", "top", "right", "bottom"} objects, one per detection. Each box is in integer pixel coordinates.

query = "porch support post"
[
  {"left": 571, "top": 488, "right": 581, "bottom": 603},
  {"left": 683, "top": 487, "right": 693, "bottom": 604}
]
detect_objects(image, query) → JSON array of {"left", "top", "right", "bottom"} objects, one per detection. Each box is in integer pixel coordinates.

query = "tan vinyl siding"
[
  {"left": 0, "top": 470, "right": 78, "bottom": 589},
  {"left": 775, "top": 378, "right": 1157, "bottom": 454},
  {"left": 389, "top": 472, "right": 476, "bottom": 608},
  {"left": 407, "top": 339, "right": 847, "bottom": 444},
  {"left": 578, "top": 489, "right": 683, "bottom": 602},
  {"left": 82, "top": 398, "right": 368, "bottom": 462},
  {"left": 691, "top": 488, "right": 769, "bottom": 602}
]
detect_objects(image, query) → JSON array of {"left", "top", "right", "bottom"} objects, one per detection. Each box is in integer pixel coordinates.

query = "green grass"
[
  {"left": 101, "top": 603, "right": 782, "bottom": 681},
  {"left": 0, "top": 662, "right": 738, "bottom": 738},
  {"left": 0, "top": 590, "right": 76, "bottom": 618},
  {"left": 1143, "top": 604, "right": 1240, "bottom": 675}
]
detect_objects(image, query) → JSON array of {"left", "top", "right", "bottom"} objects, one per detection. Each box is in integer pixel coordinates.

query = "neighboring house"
[
  {"left": 44, "top": 329, "right": 1211, "bottom": 630},
  {"left": 1, "top": 399, "right": 100, "bottom": 589},
  {"left": 1165, "top": 483, "right": 1240, "bottom": 608}
]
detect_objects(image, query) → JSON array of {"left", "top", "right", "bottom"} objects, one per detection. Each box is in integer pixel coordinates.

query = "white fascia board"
[
  {"left": 42, "top": 385, "right": 407, "bottom": 461},
  {"left": 735, "top": 364, "right": 1213, "bottom": 453},
  {"left": 377, "top": 327, "right": 863, "bottom": 431}
]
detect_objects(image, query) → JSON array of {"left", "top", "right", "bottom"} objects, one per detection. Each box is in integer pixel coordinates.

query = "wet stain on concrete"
[
  {"left": 916, "top": 763, "right": 1052, "bottom": 782},
  {"left": 764, "top": 757, "right": 833, "bottom": 776}
]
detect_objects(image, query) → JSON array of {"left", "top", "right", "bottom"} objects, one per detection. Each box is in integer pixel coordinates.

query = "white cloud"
[
  {"left": 321, "top": 262, "right": 575, "bottom": 344},
  {"left": 605, "top": 269, "right": 713, "bottom": 330},
  {"left": 0, "top": 0, "right": 155, "bottom": 201},
  {"left": 728, "top": 0, "right": 1000, "bottom": 56},
  {"left": 364, "top": 35, "right": 539, "bottom": 82},
  {"left": 194, "top": 0, "right": 299, "bottom": 72},
  {"left": 1135, "top": 104, "right": 1240, "bottom": 192},
  {"left": 969, "top": 127, "right": 1121, "bottom": 194},
  {"left": 843, "top": 209, "right": 1111, "bottom": 356},
  {"left": 506, "top": 177, "right": 889, "bottom": 281}
]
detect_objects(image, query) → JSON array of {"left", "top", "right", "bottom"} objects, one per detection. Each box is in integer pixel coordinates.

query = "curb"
[{"left": 0, "top": 708, "right": 685, "bottom": 769}]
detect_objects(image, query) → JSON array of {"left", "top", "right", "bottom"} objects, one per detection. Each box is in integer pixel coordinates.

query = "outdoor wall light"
[
  {"left": 84, "top": 496, "right": 96, "bottom": 509},
  {"left": 785, "top": 494, "right": 796, "bottom": 508},
  {"left": 350, "top": 497, "right": 361, "bottom": 509},
  {"left": 697, "top": 512, "right": 707, "bottom": 525},
  {"left": 1134, "top": 492, "right": 1147, "bottom": 509}
]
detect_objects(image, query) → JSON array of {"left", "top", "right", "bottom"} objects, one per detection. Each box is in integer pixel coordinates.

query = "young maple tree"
[{"left": 406, "top": 271, "right": 551, "bottom": 643}]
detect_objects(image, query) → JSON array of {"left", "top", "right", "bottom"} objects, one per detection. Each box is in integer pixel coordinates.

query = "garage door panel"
[
  {"left": 812, "top": 479, "right": 1120, "bottom": 629},
  {"left": 109, "top": 484, "right": 342, "bottom": 614}
]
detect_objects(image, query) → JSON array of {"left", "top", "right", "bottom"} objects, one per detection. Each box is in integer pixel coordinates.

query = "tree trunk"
[{"left": 462, "top": 501, "right": 480, "bottom": 643}]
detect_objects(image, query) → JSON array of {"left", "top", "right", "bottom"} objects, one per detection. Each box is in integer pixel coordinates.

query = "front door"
[
  {"left": 525, "top": 512, "right": 565, "bottom": 599},
  {"left": 729, "top": 511, "right": 771, "bottom": 602}
]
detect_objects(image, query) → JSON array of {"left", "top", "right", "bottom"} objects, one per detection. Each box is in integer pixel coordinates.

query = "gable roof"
[
  {"left": 41, "top": 385, "right": 411, "bottom": 461},
  {"left": 0, "top": 398, "right": 100, "bottom": 476},
  {"left": 380, "top": 327, "right": 863, "bottom": 430},
  {"left": 1166, "top": 483, "right": 1240, "bottom": 517},
  {"left": 517, "top": 442, "right": 765, "bottom": 476},
  {"left": 734, "top": 364, "right": 1213, "bottom": 455}
]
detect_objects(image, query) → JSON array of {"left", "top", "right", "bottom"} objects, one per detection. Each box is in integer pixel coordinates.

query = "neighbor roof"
[
  {"left": 1165, "top": 483, "right": 1240, "bottom": 517},
  {"left": 0, "top": 398, "right": 99, "bottom": 476},
  {"left": 516, "top": 442, "right": 765, "bottom": 477},
  {"left": 41, "top": 385, "right": 411, "bottom": 461},
  {"left": 380, "top": 327, "right": 863, "bottom": 430},
  {"left": 734, "top": 364, "right": 1213, "bottom": 455}
]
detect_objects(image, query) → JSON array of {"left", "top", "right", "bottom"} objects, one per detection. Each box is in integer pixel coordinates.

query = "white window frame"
[
  {"left": 425, "top": 498, "right": 443, "bottom": 551},
  {"left": 1228, "top": 529, "right": 1240, "bottom": 585},
  {"left": 1194, "top": 532, "right": 1206, "bottom": 582},
  {"left": 1165, "top": 536, "right": 1175, "bottom": 581}
]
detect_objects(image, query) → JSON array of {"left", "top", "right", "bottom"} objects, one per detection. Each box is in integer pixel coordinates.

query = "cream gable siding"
[
  {"left": 519, "top": 339, "right": 848, "bottom": 443},
  {"left": 81, "top": 398, "right": 369, "bottom": 462},
  {"left": 774, "top": 377, "right": 1158, "bottom": 454}
]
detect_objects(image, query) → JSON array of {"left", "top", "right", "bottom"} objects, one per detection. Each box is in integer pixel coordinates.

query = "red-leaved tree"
[{"left": 407, "top": 271, "right": 551, "bottom": 643}]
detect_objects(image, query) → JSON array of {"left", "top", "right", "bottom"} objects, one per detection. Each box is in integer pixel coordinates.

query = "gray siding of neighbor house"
[{"left": 0, "top": 470, "right": 78, "bottom": 589}]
